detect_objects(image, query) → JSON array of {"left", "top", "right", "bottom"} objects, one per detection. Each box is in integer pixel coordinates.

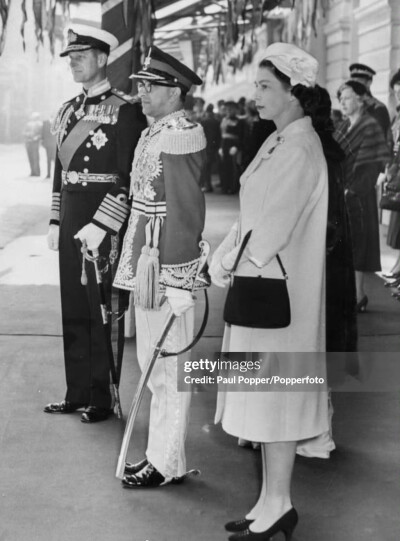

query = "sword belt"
[{"left": 62, "top": 170, "right": 119, "bottom": 185}]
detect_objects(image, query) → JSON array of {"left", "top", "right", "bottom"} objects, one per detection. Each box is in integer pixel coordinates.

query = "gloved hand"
[
  {"left": 229, "top": 146, "right": 238, "bottom": 156},
  {"left": 221, "top": 244, "right": 241, "bottom": 272},
  {"left": 74, "top": 223, "right": 107, "bottom": 251},
  {"left": 165, "top": 287, "right": 195, "bottom": 316},
  {"left": 47, "top": 225, "right": 59, "bottom": 251},
  {"left": 209, "top": 259, "right": 230, "bottom": 288}
]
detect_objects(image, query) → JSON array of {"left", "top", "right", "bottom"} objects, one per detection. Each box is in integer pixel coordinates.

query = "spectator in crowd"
[
  {"left": 331, "top": 108, "right": 343, "bottom": 130},
  {"left": 349, "top": 63, "right": 392, "bottom": 145},
  {"left": 219, "top": 100, "right": 244, "bottom": 194},
  {"left": 215, "top": 99, "right": 226, "bottom": 122},
  {"left": 23, "top": 112, "right": 42, "bottom": 177},
  {"left": 41, "top": 116, "right": 57, "bottom": 179},
  {"left": 200, "top": 103, "right": 221, "bottom": 192},
  {"left": 335, "top": 80, "right": 390, "bottom": 312},
  {"left": 193, "top": 96, "right": 205, "bottom": 121},
  {"left": 241, "top": 100, "right": 275, "bottom": 170},
  {"left": 383, "top": 69, "right": 400, "bottom": 280}
]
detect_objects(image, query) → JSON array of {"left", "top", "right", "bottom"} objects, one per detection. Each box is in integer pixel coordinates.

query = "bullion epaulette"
[
  {"left": 111, "top": 88, "right": 140, "bottom": 104},
  {"left": 159, "top": 119, "right": 206, "bottom": 155}
]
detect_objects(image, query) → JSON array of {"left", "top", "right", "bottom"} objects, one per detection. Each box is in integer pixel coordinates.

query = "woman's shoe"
[
  {"left": 225, "top": 518, "right": 254, "bottom": 532},
  {"left": 228, "top": 508, "right": 298, "bottom": 541},
  {"left": 384, "top": 278, "right": 400, "bottom": 288},
  {"left": 356, "top": 295, "right": 368, "bottom": 313}
]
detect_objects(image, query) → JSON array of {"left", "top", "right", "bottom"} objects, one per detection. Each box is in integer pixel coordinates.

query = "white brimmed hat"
[
  {"left": 60, "top": 24, "right": 118, "bottom": 57},
  {"left": 261, "top": 42, "right": 319, "bottom": 87}
]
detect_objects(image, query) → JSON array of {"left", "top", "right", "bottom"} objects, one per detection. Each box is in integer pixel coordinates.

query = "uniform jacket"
[
  {"left": 50, "top": 79, "right": 146, "bottom": 234},
  {"left": 114, "top": 109, "right": 208, "bottom": 306}
]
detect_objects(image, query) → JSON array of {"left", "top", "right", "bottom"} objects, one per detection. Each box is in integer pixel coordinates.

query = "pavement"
[{"left": 0, "top": 144, "right": 400, "bottom": 541}]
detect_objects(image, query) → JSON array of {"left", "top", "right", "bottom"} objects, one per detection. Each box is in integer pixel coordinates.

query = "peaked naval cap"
[
  {"left": 130, "top": 45, "right": 203, "bottom": 91},
  {"left": 60, "top": 25, "right": 118, "bottom": 57},
  {"left": 349, "top": 63, "right": 376, "bottom": 80}
]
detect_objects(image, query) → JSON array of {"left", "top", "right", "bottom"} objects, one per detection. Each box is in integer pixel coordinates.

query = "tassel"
[{"left": 134, "top": 245, "right": 160, "bottom": 310}]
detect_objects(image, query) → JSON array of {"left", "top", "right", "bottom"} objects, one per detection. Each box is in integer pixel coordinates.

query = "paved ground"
[{"left": 1, "top": 144, "right": 400, "bottom": 541}]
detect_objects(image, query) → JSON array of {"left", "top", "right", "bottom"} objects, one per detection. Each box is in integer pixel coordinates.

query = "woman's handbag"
[
  {"left": 380, "top": 154, "right": 400, "bottom": 212},
  {"left": 223, "top": 231, "right": 291, "bottom": 328}
]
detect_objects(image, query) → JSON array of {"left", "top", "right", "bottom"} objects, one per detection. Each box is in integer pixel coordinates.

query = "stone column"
[{"left": 323, "top": 0, "right": 353, "bottom": 101}]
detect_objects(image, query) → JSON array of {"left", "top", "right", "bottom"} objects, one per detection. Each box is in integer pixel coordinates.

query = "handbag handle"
[{"left": 230, "top": 230, "right": 288, "bottom": 279}]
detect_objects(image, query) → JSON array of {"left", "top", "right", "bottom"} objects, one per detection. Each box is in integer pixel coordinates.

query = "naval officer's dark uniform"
[{"left": 49, "top": 80, "right": 146, "bottom": 412}]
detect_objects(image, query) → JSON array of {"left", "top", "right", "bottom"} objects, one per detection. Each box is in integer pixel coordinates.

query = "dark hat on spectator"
[
  {"left": 130, "top": 45, "right": 202, "bottom": 91},
  {"left": 60, "top": 25, "right": 118, "bottom": 57},
  {"left": 349, "top": 63, "right": 376, "bottom": 80},
  {"left": 390, "top": 69, "right": 400, "bottom": 88}
]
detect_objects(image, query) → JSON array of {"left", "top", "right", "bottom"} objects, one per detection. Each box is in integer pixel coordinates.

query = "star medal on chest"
[{"left": 91, "top": 129, "right": 109, "bottom": 150}]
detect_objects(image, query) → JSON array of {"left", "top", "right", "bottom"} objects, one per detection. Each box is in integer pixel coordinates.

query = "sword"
[
  {"left": 81, "top": 242, "right": 123, "bottom": 419},
  {"left": 115, "top": 239, "right": 210, "bottom": 479}
]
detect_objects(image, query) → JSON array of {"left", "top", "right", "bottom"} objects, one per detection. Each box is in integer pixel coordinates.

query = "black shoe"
[
  {"left": 121, "top": 463, "right": 184, "bottom": 489},
  {"left": 356, "top": 295, "right": 368, "bottom": 313},
  {"left": 44, "top": 400, "right": 87, "bottom": 414},
  {"left": 228, "top": 508, "right": 298, "bottom": 541},
  {"left": 81, "top": 406, "right": 113, "bottom": 423},
  {"left": 225, "top": 518, "right": 254, "bottom": 532},
  {"left": 383, "top": 271, "right": 400, "bottom": 280},
  {"left": 125, "top": 458, "right": 148, "bottom": 475}
]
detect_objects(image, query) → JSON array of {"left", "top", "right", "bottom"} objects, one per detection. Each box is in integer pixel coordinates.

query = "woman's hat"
[{"left": 261, "top": 42, "right": 319, "bottom": 87}]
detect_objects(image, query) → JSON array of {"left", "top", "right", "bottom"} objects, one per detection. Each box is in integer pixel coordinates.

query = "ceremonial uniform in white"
[
  {"left": 114, "top": 110, "right": 207, "bottom": 478},
  {"left": 213, "top": 117, "right": 329, "bottom": 442}
]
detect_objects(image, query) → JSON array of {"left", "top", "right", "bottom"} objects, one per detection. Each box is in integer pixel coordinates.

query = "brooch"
[{"left": 267, "top": 135, "right": 285, "bottom": 154}]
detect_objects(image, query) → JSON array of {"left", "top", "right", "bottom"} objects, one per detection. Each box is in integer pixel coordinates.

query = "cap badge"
[
  {"left": 143, "top": 48, "right": 152, "bottom": 70},
  {"left": 68, "top": 30, "right": 78, "bottom": 44}
]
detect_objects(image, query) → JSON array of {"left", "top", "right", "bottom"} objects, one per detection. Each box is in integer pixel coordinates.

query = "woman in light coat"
[{"left": 210, "top": 42, "right": 329, "bottom": 541}]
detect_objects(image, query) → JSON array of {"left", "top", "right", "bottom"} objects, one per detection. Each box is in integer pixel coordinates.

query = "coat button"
[
  {"left": 101, "top": 95, "right": 106, "bottom": 100},
  {"left": 84, "top": 156, "right": 89, "bottom": 162},
  {"left": 86, "top": 143, "right": 91, "bottom": 148},
  {"left": 89, "top": 130, "right": 94, "bottom": 135},
  {"left": 83, "top": 168, "right": 89, "bottom": 173},
  {"left": 82, "top": 182, "right": 88, "bottom": 187},
  {"left": 76, "top": 96, "right": 80, "bottom": 102}
]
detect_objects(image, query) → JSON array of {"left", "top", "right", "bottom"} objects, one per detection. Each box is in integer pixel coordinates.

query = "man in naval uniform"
[
  {"left": 44, "top": 25, "right": 146, "bottom": 423},
  {"left": 349, "top": 63, "right": 392, "bottom": 145},
  {"left": 112, "top": 46, "right": 208, "bottom": 487}
]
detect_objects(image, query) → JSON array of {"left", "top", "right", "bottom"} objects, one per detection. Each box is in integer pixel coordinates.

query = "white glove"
[
  {"left": 47, "top": 224, "right": 59, "bottom": 251},
  {"left": 165, "top": 287, "right": 194, "bottom": 316},
  {"left": 209, "top": 259, "right": 230, "bottom": 288},
  {"left": 221, "top": 245, "right": 241, "bottom": 272},
  {"left": 229, "top": 146, "right": 238, "bottom": 156},
  {"left": 74, "top": 223, "right": 107, "bottom": 251}
]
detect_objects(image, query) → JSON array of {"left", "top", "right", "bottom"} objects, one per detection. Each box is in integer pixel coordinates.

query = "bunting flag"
[
  {"left": 102, "top": 0, "right": 155, "bottom": 93},
  {"left": 0, "top": 0, "right": 10, "bottom": 55}
]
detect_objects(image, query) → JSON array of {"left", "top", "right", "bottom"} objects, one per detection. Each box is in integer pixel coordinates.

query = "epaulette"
[
  {"left": 159, "top": 118, "right": 206, "bottom": 155},
  {"left": 111, "top": 88, "right": 140, "bottom": 104}
]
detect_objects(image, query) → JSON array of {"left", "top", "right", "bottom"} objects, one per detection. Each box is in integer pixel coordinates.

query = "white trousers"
[{"left": 135, "top": 302, "right": 194, "bottom": 479}]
